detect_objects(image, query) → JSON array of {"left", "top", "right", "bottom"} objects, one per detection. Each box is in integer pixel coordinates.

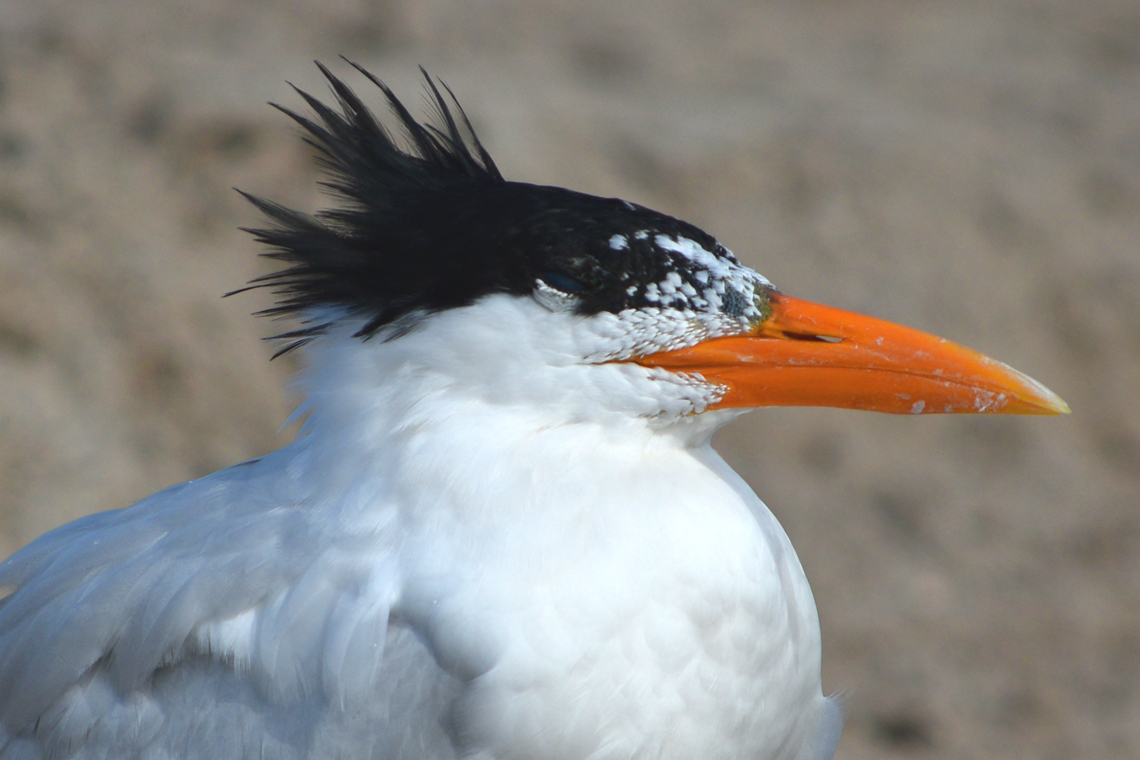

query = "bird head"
[{"left": 237, "top": 62, "right": 1068, "bottom": 430}]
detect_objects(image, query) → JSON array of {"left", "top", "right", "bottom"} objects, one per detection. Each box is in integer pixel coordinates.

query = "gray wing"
[{"left": 0, "top": 447, "right": 460, "bottom": 760}]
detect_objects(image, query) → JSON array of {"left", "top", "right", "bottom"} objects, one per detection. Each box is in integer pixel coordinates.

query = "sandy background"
[{"left": 0, "top": 1, "right": 1137, "bottom": 757}]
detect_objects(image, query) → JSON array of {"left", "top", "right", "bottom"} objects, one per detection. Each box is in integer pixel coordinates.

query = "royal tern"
[{"left": 0, "top": 63, "right": 1068, "bottom": 760}]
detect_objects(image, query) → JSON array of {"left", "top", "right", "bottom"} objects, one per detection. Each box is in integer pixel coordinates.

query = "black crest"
[
  {"left": 237, "top": 61, "right": 510, "bottom": 355},
  {"left": 238, "top": 61, "right": 764, "bottom": 357}
]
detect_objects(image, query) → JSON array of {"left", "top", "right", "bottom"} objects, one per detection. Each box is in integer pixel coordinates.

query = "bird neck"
[
  {"left": 283, "top": 321, "right": 750, "bottom": 525},
  {"left": 292, "top": 307, "right": 745, "bottom": 445}
]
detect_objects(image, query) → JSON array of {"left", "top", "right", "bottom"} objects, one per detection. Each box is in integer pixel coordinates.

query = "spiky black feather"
[
  {"left": 236, "top": 62, "right": 512, "bottom": 355},
  {"left": 238, "top": 62, "right": 759, "bottom": 357}
]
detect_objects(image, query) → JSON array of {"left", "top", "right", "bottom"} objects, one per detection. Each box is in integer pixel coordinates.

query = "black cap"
[{"left": 238, "top": 62, "right": 768, "bottom": 357}]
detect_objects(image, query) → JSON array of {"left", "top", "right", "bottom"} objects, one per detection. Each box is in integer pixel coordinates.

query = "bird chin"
[{"left": 650, "top": 406, "right": 752, "bottom": 446}]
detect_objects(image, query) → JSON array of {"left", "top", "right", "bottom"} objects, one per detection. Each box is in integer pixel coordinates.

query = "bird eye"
[{"left": 539, "top": 272, "right": 586, "bottom": 293}]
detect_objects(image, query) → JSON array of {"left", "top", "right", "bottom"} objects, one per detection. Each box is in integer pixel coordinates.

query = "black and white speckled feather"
[{"left": 238, "top": 62, "right": 774, "bottom": 357}]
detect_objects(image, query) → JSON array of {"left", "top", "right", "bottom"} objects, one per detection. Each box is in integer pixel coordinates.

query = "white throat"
[{"left": 293, "top": 295, "right": 743, "bottom": 450}]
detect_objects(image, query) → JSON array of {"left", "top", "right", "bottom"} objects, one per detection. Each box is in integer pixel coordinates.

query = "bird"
[{"left": 0, "top": 62, "right": 1068, "bottom": 760}]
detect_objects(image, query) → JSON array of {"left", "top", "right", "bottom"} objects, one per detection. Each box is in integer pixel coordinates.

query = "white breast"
[{"left": 380, "top": 406, "right": 839, "bottom": 760}]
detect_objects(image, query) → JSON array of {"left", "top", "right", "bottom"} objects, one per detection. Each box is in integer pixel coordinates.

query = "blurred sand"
[{"left": 0, "top": 1, "right": 1137, "bottom": 757}]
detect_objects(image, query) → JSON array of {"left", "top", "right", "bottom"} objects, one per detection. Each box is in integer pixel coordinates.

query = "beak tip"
[
  {"left": 1041, "top": 394, "right": 1071, "bottom": 416},
  {"left": 1008, "top": 368, "right": 1069, "bottom": 415}
]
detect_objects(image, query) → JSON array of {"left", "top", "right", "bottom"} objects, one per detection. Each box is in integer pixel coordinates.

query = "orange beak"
[{"left": 633, "top": 292, "right": 1069, "bottom": 415}]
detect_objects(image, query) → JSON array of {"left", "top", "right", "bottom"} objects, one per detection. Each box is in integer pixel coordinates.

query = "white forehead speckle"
[
  {"left": 653, "top": 235, "right": 773, "bottom": 288},
  {"left": 609, "top": 234, "right": 629, "bottom": 251},
  {"left": 660, "top": 272, "right": 683, "bottom": 295},
  {"left": 620, "top": 233, "right": 769, "bottom": 323}
]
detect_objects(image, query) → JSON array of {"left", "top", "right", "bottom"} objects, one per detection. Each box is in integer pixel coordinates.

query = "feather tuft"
[{"left": 235, "top": 62, "right": 505, "bottom": 355}]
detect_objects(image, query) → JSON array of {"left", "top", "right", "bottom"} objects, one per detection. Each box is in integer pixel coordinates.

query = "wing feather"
[{"left": 0, "top": 443, "right": 436, "bottom": 759}]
